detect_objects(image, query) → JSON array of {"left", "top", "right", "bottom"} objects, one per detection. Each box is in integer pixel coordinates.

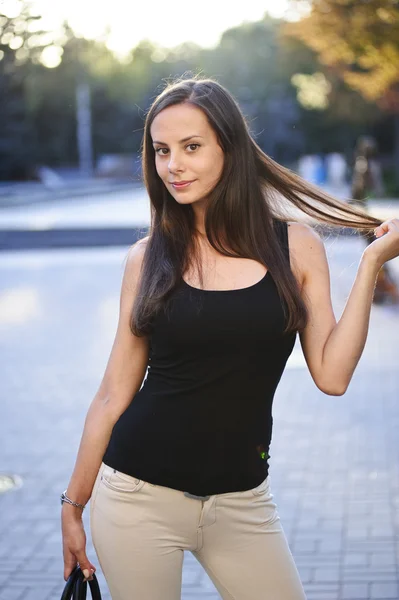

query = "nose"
[{"left": 168, "top": 151, "right": 184, "bottom": 174}]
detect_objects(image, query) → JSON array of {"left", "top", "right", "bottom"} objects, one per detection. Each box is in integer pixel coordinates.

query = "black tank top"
[{"left": 103, "top": 220, "right": 297, "bottom": 496}]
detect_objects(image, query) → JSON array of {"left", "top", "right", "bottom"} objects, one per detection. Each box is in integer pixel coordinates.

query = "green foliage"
[
  {"left": 382, "top": 165, "right": 399, "bottom": 196},
  {"left": 285, "top": 0, "right": 399, "bottom": 109},
  {"left": 0, "top": 0, "right": 67, "bottom": 178},
  {"left": 0, "top": 2, "right": 392, "bottom": 180}
]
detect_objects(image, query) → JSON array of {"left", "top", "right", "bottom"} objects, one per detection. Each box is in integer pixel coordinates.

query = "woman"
[{"left": 61, "top": 77, "right": 399, "bottom": 600}]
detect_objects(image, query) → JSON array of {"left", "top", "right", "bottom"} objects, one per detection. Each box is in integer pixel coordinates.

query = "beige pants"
[{"left": 90, "top": 463, "right": 306, "bottom": 600}]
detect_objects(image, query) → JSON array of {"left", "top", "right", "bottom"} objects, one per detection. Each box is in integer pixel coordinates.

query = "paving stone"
[
  {"left": 319, "top": 519, "right": 343, "bottom": 533},
  {"left": 370, "top": 582, "right": 399, "bottom": 599},
  {"left": 343, "top": 553, "right": 369, "bottom": 567},
  {"left": 369, "top": 527, "right": 395, "bottom": 539},
  {"left": 296, "top": 567, "right": 312, "bottom": 583},
  {"left": 294, "top": 555, "right": 340, "bottom": 568},
  {"left": 341, "top": 583, "right": 369, "bottom": 600},
  {"left": 343, "top": 571, "right": 397, "bottom": 583},
  {"left": 313, "top": 567, "right": 340, "bottom": 583},
  {"left": 319, "top": 539, "right": 343, "bottom": 553},
  {"left": 292, "top": 539, "right": 318, "bottom": 552},
  {"left": 305, "top": 593, "right": 338, "bottom": 600},
  {"left": 182, "top": 593, "right": 220, "bottom": 600},
  {"left": 346, "top": 528, "right": 370, "bottom": 541},
  {"left": 303, "top": 583, "right": 339, "bottom": 600},
  {"left": 0, "top": 587, "right": 27, "bottom": 600},
  {"left": 182, "top": 566, "right": 203, "bottom": 586},
  {"left": 1, "top": 237, "right": 399, "bottom": 600},
  {"left": 345, "top": 542, "right": 396, "bottom": 554},
  {"left": 369, "top": 553, "right": 397, "bottom": 568}
]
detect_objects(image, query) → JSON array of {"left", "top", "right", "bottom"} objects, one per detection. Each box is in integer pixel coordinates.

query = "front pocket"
[
  {"left": 101, "top": 467, "right": 145, "bottom": 493},
  {"left": 94, "top": 465, "right": 148, "bottom": 527}
]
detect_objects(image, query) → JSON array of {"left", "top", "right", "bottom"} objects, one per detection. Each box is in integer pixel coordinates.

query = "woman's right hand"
[{"left": 61, "top": 506, "right": 97, "bottom": 582}]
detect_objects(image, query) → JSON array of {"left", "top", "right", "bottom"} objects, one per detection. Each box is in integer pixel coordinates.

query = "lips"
[{"left": 170, "top": 180, "right": 195, "bottom": 190}]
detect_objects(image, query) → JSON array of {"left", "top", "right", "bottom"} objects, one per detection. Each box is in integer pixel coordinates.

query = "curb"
[
  {"left": 0, "top": 181, "right": 141, "bottom": 208},
  {"left": 0, "top": 225, "right": 362, "bottom": 251},
  {"left": 0, "top": 227, "right": 147, "bottom": 250}
]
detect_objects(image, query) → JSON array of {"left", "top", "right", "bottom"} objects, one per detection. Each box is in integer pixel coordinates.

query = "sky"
[{"left": 17, "top": 0, "right": 309, "bottom": 57}]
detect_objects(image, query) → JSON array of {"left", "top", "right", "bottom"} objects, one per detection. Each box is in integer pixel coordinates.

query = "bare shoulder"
[
  {"left": 286, "top": 221, "right": 327, "bottom": 285},
  {"left": 126, "top": 236, "right": 149, "bottom": 267},
  {"left": 123, "top": 236, "right": 149, "bottom": 288},
  {"left": 287, "top": 221, "right": 322, "bottom": 247}
]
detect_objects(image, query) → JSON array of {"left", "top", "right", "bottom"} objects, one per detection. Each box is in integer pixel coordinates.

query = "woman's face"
[{"left": 150, "top": 103, "right": 224, "bottom": 207}]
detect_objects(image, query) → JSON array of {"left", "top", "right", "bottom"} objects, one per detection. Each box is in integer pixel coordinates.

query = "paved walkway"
[
  {"left": 0, "top": 187, "right": 149, "bottom": 230},
  {"left": 0, "top": 197, "right": 399, "bottom": 599}
]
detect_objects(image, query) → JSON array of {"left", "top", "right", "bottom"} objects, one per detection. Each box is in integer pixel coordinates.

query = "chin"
[{"left": 173, "top": 194, "right": 203, "bottom": 205}]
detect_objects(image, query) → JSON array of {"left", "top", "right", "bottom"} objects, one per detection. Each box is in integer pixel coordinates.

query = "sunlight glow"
[
  {"left": 1, "top": 0, "right": 21, "bottom": 19},
  {"left": 0, "top": 288, "right": 40, "bottom": 325},
  {"left": 40, "top": 44, "right": 63, "bottom": 68},
  {"left": 29, "top": 0, "right": 308, "bottom": 57},
  {"left": 291, "top": 72, "right": 332, "bottom": 110}
]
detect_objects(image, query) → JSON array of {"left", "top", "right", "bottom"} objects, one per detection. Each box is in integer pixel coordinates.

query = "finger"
[
  {"left": 375, "top": 219, "right": 399, "bottom": 237},
  {"left": 76, "top": 551, "right": 96, "bottom": 581},
  {"left": 375, "top": 224, "right": 389, "bottom": 237},
  {"left": 63, "top": 551, "right": 77, "bottom": 581},
  {"left": 81, "top": 566, "right": 96, "bottom": 582},
  {"left": 82, "top": 568, "right": 96, "bottom": 582}
]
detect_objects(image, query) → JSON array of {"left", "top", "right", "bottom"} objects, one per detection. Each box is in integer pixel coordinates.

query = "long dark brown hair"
[{"left": 132, "top": 76, "right": 381, "bottom": 336}]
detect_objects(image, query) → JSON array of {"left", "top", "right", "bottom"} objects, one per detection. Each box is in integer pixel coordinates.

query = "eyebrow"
[{"left": 152, "top": 135, "right": 204, "bottom": 145}]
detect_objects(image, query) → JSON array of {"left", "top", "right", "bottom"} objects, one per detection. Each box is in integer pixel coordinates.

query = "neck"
[{"left": 191, "top": 199, "right": 207, "bottom": 235}]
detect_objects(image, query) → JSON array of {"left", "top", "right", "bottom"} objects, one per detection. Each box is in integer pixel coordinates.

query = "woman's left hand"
[{"left": 364, "top": 218, "right": 399, "bottom": 268}]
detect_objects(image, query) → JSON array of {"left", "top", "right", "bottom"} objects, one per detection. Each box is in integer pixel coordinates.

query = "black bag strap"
[
  {"left": 73, "top": 574, "right": 87, "bottom": 600},
  {"left": 61, "top": 568, "right": 80, "bottom": 600},
  {"left": 87, "top": 574, "right": 102, "bottom": 599},
  {"left": 61, "top": 567, "right": 102, "bottom": 600}
]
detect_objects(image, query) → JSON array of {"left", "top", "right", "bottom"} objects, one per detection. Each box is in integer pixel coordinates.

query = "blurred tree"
[
  {"left": 0, "top": 0, "right": 65, "bottom": 179},
  {"left": 199, "top": 15, "right": 377, "bottom": 165},
  {"left": 28, "top": 36, "right": 141, "bottom": 167},
  {"left": 197, "top": 17, "right": 304, "bottom": 164},
  {"left": 2, "top": 2, "right": 394, "bottom": 182},
  {"left": 285, "top": 0, "right": 399, "bottom": 185},
  {"left": 279, "top": 32, "right": 381, "bottom": 162}
]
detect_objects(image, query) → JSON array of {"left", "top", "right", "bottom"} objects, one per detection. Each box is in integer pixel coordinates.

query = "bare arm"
[
  {"left": 289, "top": 221, "right": 398, "bottom": 395},
  {"left": 63, "top": 239, "right": 149, "bottom": 509},
  {"left": 312, "top": 254, "right": 378, "bottom": 394}
]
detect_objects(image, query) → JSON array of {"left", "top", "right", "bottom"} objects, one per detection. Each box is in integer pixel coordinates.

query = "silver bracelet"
[{"left": 60, "top": 490, "right": 86, "bottom": 510}]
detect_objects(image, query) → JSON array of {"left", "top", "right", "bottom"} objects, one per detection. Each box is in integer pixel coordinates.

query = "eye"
[
  {"left": 187, "top": 143, "right": 200, "bottom": 152},
  {"left": 154, "top": 147, "right": 169, "bottom": 156}
]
